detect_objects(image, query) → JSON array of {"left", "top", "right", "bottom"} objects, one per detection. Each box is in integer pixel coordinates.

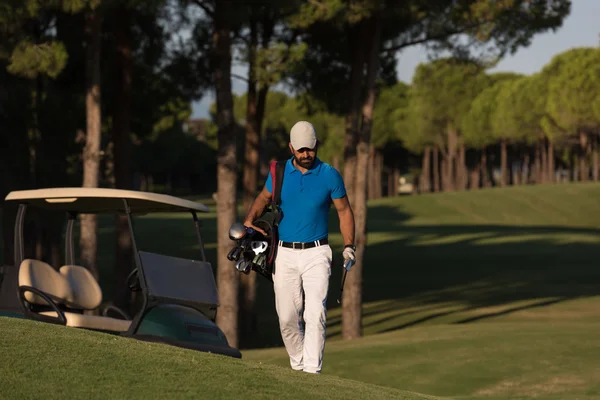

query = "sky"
[{"left": 191, "top": 0, "right": 600, "bottom": 119}]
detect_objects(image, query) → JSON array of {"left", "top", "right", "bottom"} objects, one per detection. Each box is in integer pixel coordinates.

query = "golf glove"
[{"left": 342, "top": 246, "right": 356, "bottom": 270}]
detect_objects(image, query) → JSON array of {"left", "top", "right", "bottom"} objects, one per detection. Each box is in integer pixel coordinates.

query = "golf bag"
[{"left": 227, "top": 160, "right": 285, "bottom": 282}]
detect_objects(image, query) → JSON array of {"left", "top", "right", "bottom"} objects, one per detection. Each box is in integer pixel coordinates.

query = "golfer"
[{"left": 243, "top": 120, "right": 356, "bottom": 374}]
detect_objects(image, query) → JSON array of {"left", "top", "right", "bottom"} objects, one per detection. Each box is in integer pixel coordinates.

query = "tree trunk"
[
  {"left": 534, "top": 145, "right": 542, "bottom": 183},
  {"left": 80, "top": 6, "right": 102, "bottom": 282},
  {"left": 213, "top": 0, "right": 239, "bottom": 348},
  {"left": 593, "top": 135, "right": 599, "bottom": 181},
  {"left": 375, "top": 150, "right": 383, "bottom": 198},
  {"left": 579, "top": 131, "right": 589, "bottom": 182},
  {"left": 420, "top": 147, "right": 431, "bottom": 193},
  {"left": 500, "top": 139, "right": 507, "bottom": 187},
  {"left": 341, "top": 13, "right": 382, "bottom": 340},
  {"left": 547, "top": 139, "right": 554, "bottom": 183},
  {"left": 485, "top": 146, "right": 495, "bottom": 187},
  {"left": 367, "top": 147, "right": 376, "bottom": 200},
  {"left": 113, "top": 5, "right": 134, "bottom": 311},
  {"left": 445, "top": 127, "right": 457, "bottom": 191},
  {"left": 256, "top": 84, "right": 269, "bottom": 185},
  {"left": 239, "top": 15, "right": 259, "bottom": 343},
  {"left": 512, "top": 146, "right": 520, "bottom": 186},
  {"left": 433, "top": 146, "right": 440, "bottom": 192},
  {"left": 569, "top": 148, "right": 575, "bottom": 182},
  {"left": 332, "top": 155, "right": 340, "bottom": 172},
  {"left": 31, "top": 74, "right": 43, "bottom": 263},
  {"left": 392, "top": 167, "right": 399, "bottom": 196},
  {"left": 242, "top": 17, "right": 259, "bottom": 216},
  {"left": 540, "top": 139, "right": 547, "bottom": 184},
  {"left": 441, "top": 155, "right": 449, "bottom": 191},
  {"left": 457, "top": 141, "right": 466, "bottom": 190},
  {"left": 343, "top": 20, "right": 367, "bottom": 206},
  {"left": 480, "top": 150, "right": 488, "bottom": 188},
  {"left": 386, "top": 167, "right": 393, "bottom": 196},
  {"left": 368, "top": 148, "right": 383, "bottom": 199},
  {"left": 469, "top": 150, "right": 480, "bottom": 189},
  {"left": 255, "top": 18, "right": 273, "bottom": 182},
  {"left": 523, "top": 152, "right": 530, "bottom": 184},
  {"left": 508, "top": 146, "right": 515, "bottom": 186},
  {"left": 103, "top": 140, "right": 115, "bottom": 186}
]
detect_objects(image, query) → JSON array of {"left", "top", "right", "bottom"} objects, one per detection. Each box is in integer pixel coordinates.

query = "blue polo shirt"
[{"left": 265, "top": 157, "right": 346, "bottom": 243}]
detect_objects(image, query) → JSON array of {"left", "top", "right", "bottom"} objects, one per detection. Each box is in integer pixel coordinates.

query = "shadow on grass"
[{"left": 321, "top": 204, "right": 600, "bottom": 340}]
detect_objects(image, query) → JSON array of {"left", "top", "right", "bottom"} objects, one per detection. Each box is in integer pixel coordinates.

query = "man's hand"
[
  {"left": 342, "top": 246, "right": 355, "bottom": 270},
  {"left": 243, "top": 219, "right": 267, "bottom": 236}
]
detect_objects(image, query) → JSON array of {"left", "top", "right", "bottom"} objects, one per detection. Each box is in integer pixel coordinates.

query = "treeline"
[
  {"left": 404, "top": 48, "right": 600, "bottom": 193},
  {"left": 193, "top": 91, "right": 406, "bottom": 200},
  {"left": 226, "top": 44, "right": 600, "bottom": 201},
  {"left": 0, "top": 0, "right": 572, "bottom": 349}
]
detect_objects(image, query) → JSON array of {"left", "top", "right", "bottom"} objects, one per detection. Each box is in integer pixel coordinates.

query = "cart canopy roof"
[{"left": 4, "top": 188, "right": 210, "bottom": 214}]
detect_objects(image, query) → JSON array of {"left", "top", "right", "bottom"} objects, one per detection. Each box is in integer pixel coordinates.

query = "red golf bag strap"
[
  {"left": 270, "top": 161, "right": 277, "bottom": 204},
  {"left": 270, "top": 160, "right": 285, "bottom": 208},
  {"left": 267, "top": 160, "right": 285, "bottom": 268}
]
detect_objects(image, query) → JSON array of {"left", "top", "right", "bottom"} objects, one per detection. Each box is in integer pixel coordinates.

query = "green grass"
[
  {"left": 243, "top": 321, "right": 600, "bottom": 400},
  {"left": 0, "top": 317, "right": 440, "bottom": 400},
  {"left": 3, "top": 182, "right": 600, "bottom": 399}
]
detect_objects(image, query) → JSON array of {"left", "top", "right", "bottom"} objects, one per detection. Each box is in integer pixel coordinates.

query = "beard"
[{"left": 294, "top": 154, "right": 315, "bottom": 169}]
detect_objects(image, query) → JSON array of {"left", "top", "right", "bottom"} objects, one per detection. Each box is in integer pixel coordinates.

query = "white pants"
[{"left": 272, "top": 244, "right": 332, "bottom": 374}]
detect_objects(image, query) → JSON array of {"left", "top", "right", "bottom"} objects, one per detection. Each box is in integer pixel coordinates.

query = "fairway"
[{"left": 322, "top": 182, "right": 600, "bottom": 339}]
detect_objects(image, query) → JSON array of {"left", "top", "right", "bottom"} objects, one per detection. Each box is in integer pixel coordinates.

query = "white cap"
[{"left": 290, "top": 121, "right": 317, "bottom": 150}]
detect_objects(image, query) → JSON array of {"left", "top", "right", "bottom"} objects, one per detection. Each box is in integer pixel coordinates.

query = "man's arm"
[
  {"left": 332, "top": 195, "right": 355, "bottom": 247},
  {"left": 243, "top": 186, "right": 271, "bottom": 235}
]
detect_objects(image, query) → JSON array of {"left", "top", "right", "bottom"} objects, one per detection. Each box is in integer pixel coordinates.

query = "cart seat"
[
  {"left": 18, "top": 259, "right": 131, "bottom": 332},
  {"left": 38, "top": 310, "right": 131, "bottom": 332}
]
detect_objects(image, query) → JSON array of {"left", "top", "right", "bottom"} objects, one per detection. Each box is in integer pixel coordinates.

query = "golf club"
[
  {"left": 337, "top": 258, "right": 355, "bottom": 304},
  {"left": 227, "top": 222, "right": 273, "bottom": 282}
]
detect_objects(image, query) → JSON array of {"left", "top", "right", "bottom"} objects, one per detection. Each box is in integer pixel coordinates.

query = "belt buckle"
[{"left": 292, "top": 242, "right": 303, "bottom": 250}]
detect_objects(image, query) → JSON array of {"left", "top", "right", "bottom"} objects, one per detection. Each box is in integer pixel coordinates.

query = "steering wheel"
[{"left": 126, "top": 268, "right": 141, "bottom": 292}]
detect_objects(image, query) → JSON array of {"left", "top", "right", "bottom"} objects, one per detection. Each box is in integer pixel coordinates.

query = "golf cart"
[{"left": 0, "top": 187, "right": 241, "bottom": 359}]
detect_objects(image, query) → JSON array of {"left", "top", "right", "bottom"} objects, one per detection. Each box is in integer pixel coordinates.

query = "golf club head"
[
  {"left": 227, "top": 247, "right": 237, "bottom": 261},
  {"left": 235, "top": 259, "right": 251, "bottom": 274},
  {"left": 232, "top": 247, "right": 242, "bottom": 261},
  {"left": 250, "top": 241, "right": 268, "bottom": 255},
  {"left": 229, "top": 222, "right": 248, "bottom": 240}
]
